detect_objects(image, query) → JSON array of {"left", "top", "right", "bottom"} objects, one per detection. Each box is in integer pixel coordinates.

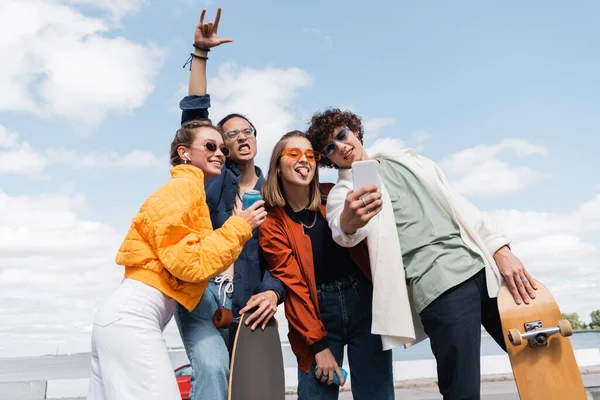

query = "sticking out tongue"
[{"left": 297, "top": 168, "right": 308, "bottom": 177}]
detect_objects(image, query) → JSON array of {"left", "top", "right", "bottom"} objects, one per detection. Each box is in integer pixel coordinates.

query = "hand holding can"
[
  {"left": 242, "top": 190, "right": 262, "bottom": 210},
  {"left": 238, "top": 197, "right": 266, "bottom": 230}
]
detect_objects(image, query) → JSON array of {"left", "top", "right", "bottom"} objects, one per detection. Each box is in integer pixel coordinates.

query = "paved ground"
[
  {"left": 2, "top": 374, "right": 597, "bottom": 399},
  {"left": 282, "top": 372, "right": 600, "bottom": 399},
  {"left": 1, "top": 365, "right": 598, "bottom": 399}
]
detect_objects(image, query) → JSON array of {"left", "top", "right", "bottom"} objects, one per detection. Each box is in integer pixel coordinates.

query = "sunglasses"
[
  {"left": 321, "top": 126, "right": 350, "bottom": 157},
  {"left": 200, "top": 141, "right": 230, "bottom": 157},
  {"left": 281, "top": 147, "right": 322, "bottom": 163}
]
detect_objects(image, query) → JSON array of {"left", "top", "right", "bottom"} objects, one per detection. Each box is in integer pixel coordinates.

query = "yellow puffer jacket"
[{"left": 116, "top": 164, "right": 253, "bottom": 311}]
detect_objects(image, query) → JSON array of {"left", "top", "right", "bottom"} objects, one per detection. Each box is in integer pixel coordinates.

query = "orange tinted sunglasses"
[{"left": 281, "top": 148, "right": 322, "bottom": 163}]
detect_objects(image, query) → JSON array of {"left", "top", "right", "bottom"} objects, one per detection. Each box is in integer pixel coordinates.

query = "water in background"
[
  {"left": 280, "top": 331, "right": 600, "bottom": 367},
  {"left": 0, "top": 332, "right": 598, "bottom": 383}
]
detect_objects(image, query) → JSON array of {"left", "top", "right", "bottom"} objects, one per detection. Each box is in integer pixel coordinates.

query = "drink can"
[
  {"left": 242, "top": 190, "right": 262, "bottom": 210},
  {"left": 332, "top": 368, "right": 348, "bottom": 386},
  {"left": 315, "top": 367, "right": 347, "bottom": 386}
]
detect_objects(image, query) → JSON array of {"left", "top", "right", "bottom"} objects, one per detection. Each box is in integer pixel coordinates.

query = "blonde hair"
[
  {"left": 262, "top": 131, "right": 321, "bottom": 212},
  {"left": 170, "top": 120, "right": 220, "bottom": 166}
]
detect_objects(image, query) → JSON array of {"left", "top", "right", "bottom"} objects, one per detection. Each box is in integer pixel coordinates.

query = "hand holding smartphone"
[{"left": 352, "top": 160, "right": 378, "bottom": 190}]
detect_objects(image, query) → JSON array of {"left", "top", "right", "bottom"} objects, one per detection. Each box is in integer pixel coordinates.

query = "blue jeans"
[
  {"left": 175, "top": 277, "right": 233, "bottom": 400},
  {"left": 419, "top": 269, "right": 506, "bottom": 400},
  {"left": 297, "top": 273, "right": 394, "bottom": 400}
]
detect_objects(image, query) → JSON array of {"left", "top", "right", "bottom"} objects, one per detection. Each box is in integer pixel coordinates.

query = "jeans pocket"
[
  {"left": 93, "top": 288, "right": 130, "bottom": 328},
  {"left": 93, "top": 307, "right": 123, "bottom": 328}
]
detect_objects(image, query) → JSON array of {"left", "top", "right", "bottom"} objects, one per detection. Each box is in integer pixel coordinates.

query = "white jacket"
[{"left": 326, "top": 149, "right": 511, "bottom": 350}]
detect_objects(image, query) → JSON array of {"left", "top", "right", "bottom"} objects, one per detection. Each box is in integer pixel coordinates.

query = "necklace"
[{"left": 301, "top": 210, "right": 318, "bottom": 230}]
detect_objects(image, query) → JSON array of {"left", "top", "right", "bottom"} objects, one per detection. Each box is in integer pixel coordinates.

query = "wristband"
[
  {"left": 183, "top": 53, "right": 208, "bottom": 70},
  {"left": 193, "top": 44, "right": 211, "bottom": 52}
]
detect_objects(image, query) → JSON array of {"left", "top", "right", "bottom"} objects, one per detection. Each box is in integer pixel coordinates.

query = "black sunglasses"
[
  {"left": 321, "top": 126, "right": 349, "bottom": 158},
  {"left": 203, "top": 141, "right": 230, "bottom": 157}
]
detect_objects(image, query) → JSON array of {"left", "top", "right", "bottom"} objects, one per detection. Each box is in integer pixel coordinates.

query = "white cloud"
[
  {"left": 0, "top": 125, "right": 165, "bottom": 175},
  {"left": 575, "top": 195, "right": 600, "bottom": 234},
  {"left": 365, "top": 137, "right": 406, "bottom": 157},
  {"left": 489, "top": 196, "right": 600, "bottom": 323},
  {"left": 47, "top": 149, "right": 168, "bottom": 169},
  {"left": 0, "top": 188, "right": 282, "bottom": 357},
  {"left": 64, "top": 0, "right": 146, "bottom": 20},
  {"left": 0, "top": 125, "right": 19, "bottom": 148},
  {"left": 440, "top": 138, "right": 548, "bottom": 197},
  {"left": 363, "top": 117, "right": 395, "bottom": 140},
  {"left": 0, "top": 190, "right": 124, "bottom": 357},
  {"left": 0, "top": 125, "right": 47, "bottom": 176},
  {"left": 208, "top": 62, "right": 312, "bottom": 169},
  {"left": 318, "top": 167, "right": 338, "bottom": 184},
  {"left": 0, "top": 0, "right": 164, "bottom": 125},
  {"left": 408, "top": 129, "right": 431, "bottom": 151},
  {"left": 0, "top": 142, "right": 48, "bottom": 176}
]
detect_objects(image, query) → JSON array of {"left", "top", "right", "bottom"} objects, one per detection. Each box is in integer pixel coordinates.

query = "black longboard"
[{"left": 228, "top": 312, "right": 285, "bottom": 400}]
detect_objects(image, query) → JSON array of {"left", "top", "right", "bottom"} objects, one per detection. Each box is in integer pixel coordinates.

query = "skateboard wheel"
[
  {"left": 558, "top": 319, "right": 573, "bottom": 337},
  {"left": 213, "top": 308, "right": 233, "bottom": 328},
  {"left": 508, "top": 328, "right": 522, "bottom": 346}
]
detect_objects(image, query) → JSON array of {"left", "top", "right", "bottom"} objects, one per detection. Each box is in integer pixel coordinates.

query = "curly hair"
[{"left": 305, "top": 108, "right": 364, "bottom": 169}]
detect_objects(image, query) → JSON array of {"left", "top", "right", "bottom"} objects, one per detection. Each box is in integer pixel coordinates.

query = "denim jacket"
[{"left": 180, "top": 95, "right": 286, "bottom": 317}]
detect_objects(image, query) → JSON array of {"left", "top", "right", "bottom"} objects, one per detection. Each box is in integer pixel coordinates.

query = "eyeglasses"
[
  {"left": 191, "top": 141, "right": 230, "bottom": 157},
  {"left": 224, "top": 126, "right": 256, "bottom": 140},
  {"left": 321, "top": 126, "right": 350, "bottom": 157},
  {"left": 280, "top": 148, "right": 322, "bottom": 163}
]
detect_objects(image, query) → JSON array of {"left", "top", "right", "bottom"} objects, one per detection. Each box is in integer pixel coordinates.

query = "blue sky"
[{"left": 0, "top": 0, "right": 598, "bottom": 356}]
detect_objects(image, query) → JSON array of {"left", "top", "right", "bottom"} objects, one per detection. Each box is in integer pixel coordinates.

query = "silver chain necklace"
[{"left": 301, "top": 211, "right": 318, "bottom": 229}]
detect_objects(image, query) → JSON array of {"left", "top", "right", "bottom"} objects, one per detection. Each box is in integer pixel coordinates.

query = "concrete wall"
[{"left": 3, "top": 349, "right": 600, "bottom": 399}]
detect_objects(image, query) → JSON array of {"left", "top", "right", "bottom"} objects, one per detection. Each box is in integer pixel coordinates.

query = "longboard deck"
[
  {"left": 497, "top": 280, "right": 586, "bottom": 400},
  {"left": 228, "top": 313, "right": 285, "bottom": 400}
]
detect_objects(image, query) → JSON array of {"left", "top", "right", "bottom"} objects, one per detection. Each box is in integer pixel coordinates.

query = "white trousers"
[{"left": 87, "top": 278, "right": 180, "bottom": 400}]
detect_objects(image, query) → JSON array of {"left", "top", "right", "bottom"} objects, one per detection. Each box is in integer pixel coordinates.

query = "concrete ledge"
[
  {"left": 286, "top": 365, "right": 600, "bottom": 395},
  {"left": 9, "top": 361, "right": 600, "bottom": 398},
  {"left": 587, "top": 387, "right": 600, "bottom": 400},
  {"left": 45, "top": 379, "right": 88, "bottom": 400},
  {"left": 0, "top": 381, "right": 46, "bottom": 400}
]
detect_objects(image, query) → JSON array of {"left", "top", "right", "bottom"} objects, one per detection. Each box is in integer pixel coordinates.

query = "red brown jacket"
[{"left": 258, "top": 184, "right": 370, "bottom": 372}]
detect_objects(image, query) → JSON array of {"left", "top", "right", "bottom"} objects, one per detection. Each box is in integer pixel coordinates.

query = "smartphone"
[{"left": 352, "top": 160, "right": 378, "bottom": 190}]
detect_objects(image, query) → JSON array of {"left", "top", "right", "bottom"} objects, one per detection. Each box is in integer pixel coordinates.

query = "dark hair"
[
  {"left": 262, "top": 131, "right": 321, "bottom": 212},
  {"left": 306, "top": 108, "right": 364, "bottom": 169},
  {"left": 170, "top": 120, "right": 220, "bottom": 166},
  {"left": 217, "top": 113, "right": 258, "bottom": 136}
]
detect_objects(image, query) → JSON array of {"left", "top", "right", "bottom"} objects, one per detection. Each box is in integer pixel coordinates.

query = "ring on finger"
[
  {"left": 360, "top": 196, "right": 367, "bottom": 207},
  {"left": 521, "top": 277, "right": 528, "bottom": 283}
]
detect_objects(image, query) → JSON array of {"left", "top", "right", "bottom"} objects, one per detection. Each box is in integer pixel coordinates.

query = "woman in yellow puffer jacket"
[{"left": 87, "top": 120, "right": 267, "bottom": 400}]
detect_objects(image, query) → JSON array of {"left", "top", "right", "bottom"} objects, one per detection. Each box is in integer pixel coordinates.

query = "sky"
[{"left": 0, "top": 0, "right": 598, "bottom": 358}]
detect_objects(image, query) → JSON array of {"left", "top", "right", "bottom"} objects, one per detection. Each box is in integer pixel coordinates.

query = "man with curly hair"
[{"left": 306, "top": 108, "right": 539, "bottom": 400}]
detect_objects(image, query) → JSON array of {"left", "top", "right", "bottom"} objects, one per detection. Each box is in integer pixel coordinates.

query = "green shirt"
[{"left": 377, "top": 157, "right": 484, "bottom": 314}]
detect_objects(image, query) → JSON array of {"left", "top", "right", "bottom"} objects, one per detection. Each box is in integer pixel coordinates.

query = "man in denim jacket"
[{"left": 174, "top": 9, "right": 285, "bottom": 400}]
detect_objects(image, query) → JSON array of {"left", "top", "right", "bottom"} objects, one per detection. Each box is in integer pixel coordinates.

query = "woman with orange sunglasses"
[{"left": 259, "top": 131, "right": 394, "bottom": 399}]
